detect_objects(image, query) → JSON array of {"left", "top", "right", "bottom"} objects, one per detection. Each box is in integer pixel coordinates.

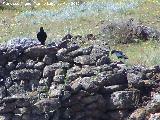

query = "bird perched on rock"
[
  {"left": 140, "top": 28, "right": 148, "bottom": 41},
  {"left": 37, "top": 27, "right": 47, "bottom": 45},
  {"left": 111, "top": 50, "right": 128, "bottom": 60},
  {"left": 62, "top": 34, "right": 73, "bottom": 41}
]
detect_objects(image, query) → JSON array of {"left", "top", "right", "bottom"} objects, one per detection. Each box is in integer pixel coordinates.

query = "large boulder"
[
  {"left": 24, "top": 45, "right": 57, "bottom": 59},
  {"left": 95, "top": 71, "right": 127, "bottom": 87}
]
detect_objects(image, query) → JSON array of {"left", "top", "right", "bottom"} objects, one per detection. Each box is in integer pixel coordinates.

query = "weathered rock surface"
[
  {"left": 0, "top": 37, "right": 159, "bottom": 120},
  {"left": 10, "top": 69, "right": 42, "bottom": 81}
]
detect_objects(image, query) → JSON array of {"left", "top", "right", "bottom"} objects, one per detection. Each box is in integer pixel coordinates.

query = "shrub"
[{"left": 100, "top": 18, "right": 160, "bottom": 44}]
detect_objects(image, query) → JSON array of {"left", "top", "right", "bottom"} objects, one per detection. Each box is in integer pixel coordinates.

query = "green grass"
[
  {"left": 111, "top": 40, "right": 160, "bottom": 67},
  {"left": 0, "top": 0, "right": 160, "bottom": 66}
]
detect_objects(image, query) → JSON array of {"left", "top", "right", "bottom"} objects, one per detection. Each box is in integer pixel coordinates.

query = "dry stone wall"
[{"left": 0, "top": 37, "right": 160, "bottom": 120}]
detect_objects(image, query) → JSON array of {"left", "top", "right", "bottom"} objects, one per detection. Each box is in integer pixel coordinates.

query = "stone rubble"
[{"left": 0, "top": 37, "right": 159, "bottom": 120}]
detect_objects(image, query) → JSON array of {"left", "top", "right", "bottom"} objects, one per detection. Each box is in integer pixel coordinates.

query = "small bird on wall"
[
  {"left": 111, "top": 50, "right": 128, "bottom": 60},
  {"left": 37, "top": 27, "right": 47, "bottom": 45}
]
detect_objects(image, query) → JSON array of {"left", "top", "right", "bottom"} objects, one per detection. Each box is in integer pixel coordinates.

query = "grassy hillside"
[{"left": 0, "top": 0, "right": 160, "bottom": 66}]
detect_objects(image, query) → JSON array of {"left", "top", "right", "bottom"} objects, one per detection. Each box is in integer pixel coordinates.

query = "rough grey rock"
[
  {"left": 37, "top": 85, "right": 49, "bottom": 94},
  {"left": 67, "top": 45, "right": 93, "bottom": 58},
  {"left": 0, "top": 66, "right": 7, "bottom": 78},
  {"left": 146, "top": 93, "right": 160, "bottom": 113},
  {"left": 0, "top": 97, "right": 30, "bottom": 114},
  {"left": 24, "top": 45, "right": 46, "bottom": 59},
  {"left": 57, "top": 55, "right": 73, "bottom": 63},
  {"left": 16, "top": 62, "right": 26, "bottom": 69},
  {"left": 66, "top": 66, "right": 96, "bottom": 82},
  {"left": 4, "top": 77, "right": 12, "bottom": 89},
  {"left": 79, "top": 66, "right": 95, "bottom": 77},
  {"left": 66, "top": 66, "right": 82, "bottom": 81},
  {"left": 49, "top": 87, "right": 62, "bottom": 98},
  {"left": 39, "top": 77, "right": 52, "bottom": 87},
  {"left": 48, "top": 84, "right": 64, "bottom": 98},
  {"left": 100, "top": 84, "right": 128, "bottom": 94},
  {"left": 95, "top": 71, "right": 127, "bottom": 87},
  {"left": 61, "top": 91, "right": 71, "bottom": 101},
  {"left": 24, "top": 45, "right": 57, "bottom": 59},
  {"left": 43, "top": 65, "right": 55, "bottom": 78},
  {"left": 25, "top": 60, "right": 36, "bottom": 69},
  {"left": 7, "top": 82, "right": 23, "bottom": 96},
  {"left": 53, "top": 62, "right": 71, "bottom": 69},
  {"left": 56, "top": 40, "right": 69, "bottom": 49},
  {"left": 0, "top": 86, "right": 6, "bottom": 99},
  {"left": 57, "top": 48, "right": 68, "bottom": 57},
  {"left": 5, "top": 62, "right": 16, "bottom": 71},
  {"left": 70, "top": 77, "right": 98, "bottom": 92},
  {"left": 129, "top": 107, "right": 146, "bottom": 120},
  {"left": 53, "top": 75, "right": 65, "bottom": 84},
  {"left": 43, "top": 55, "right": 53, "bottom": 65},
  {"left": 0, "top": 114, "right": 13, "bottom": 120},
  {"left": 96, "top": 56, "right": 111, "bottom": 66},
  {"left": 4, "top": 38, "right": 40, "bottom": 49},
  {"left": 73, "top": 46, "right": 109, "bottom": 65},
  {"left": 106, "top": 110, "right": 129, "bottom": 120},
  {"left": 74, "top": 55, "right": 95, "bottom": 65},
  {"left": 34, "top": 62, "right": 45, "bottom": 70},
  {"left": 127, "top": 73, "right": 143, "bottom": 86},
  {"left": 67, "top": 43, "right": 80, "bottom": 53},
  {"left": 106, "top": 90, "right": 140, "bottom": 110},
  {"left": 56, "top": 48, "right": 73, "bottom": 62},
  {"left": 81, "top": 94, "right": 103, "bottom": 105},
  {"left": 33, "top": 98, "right": 61, "bottom": 113},
  {"left": 6, "top": 48, "right": 20, "bottom": 61},
  {"left": 98, "top": 64, "right": 113, "bottom": 72},
  {"left": 148, "top": 113, "right": 160, "bottom": 120},
  {"left": 90, "top": 45, "right": 109, "bottom": 61},
  {"left": 10, "top": 69, "right": 42, "bottom": 81},
  {"left": 67, "top": 49, "right": 83, "bottom": 58},
  {"left": 0, "top": 53, "right": 7, "bottom": 66},
  {"left": 55, "top": 69, "right": 66, "bottom": 76}
]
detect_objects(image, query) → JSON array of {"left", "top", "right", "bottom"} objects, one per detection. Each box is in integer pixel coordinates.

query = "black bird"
[
  {"left": 111, "top": 50, "right": 128, "bottom": 59},
  {"left": 37, "top": 27, "right": 47, "bottom": 45},
  {"left": 62, "top": 33, "right": 73, "bottom": 41},
  {"left": 140, "top": 28, "right": 148, "bottom": 41}
]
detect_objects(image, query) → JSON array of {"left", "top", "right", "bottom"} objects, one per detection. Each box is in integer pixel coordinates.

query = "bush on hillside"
[{"left": 101, "top": 18, "right": 160, "bottom": 44}]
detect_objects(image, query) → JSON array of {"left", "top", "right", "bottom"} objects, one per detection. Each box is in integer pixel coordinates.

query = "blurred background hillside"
[{"left": 0, "top": 0, "right": 160, "bottom": 66}]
